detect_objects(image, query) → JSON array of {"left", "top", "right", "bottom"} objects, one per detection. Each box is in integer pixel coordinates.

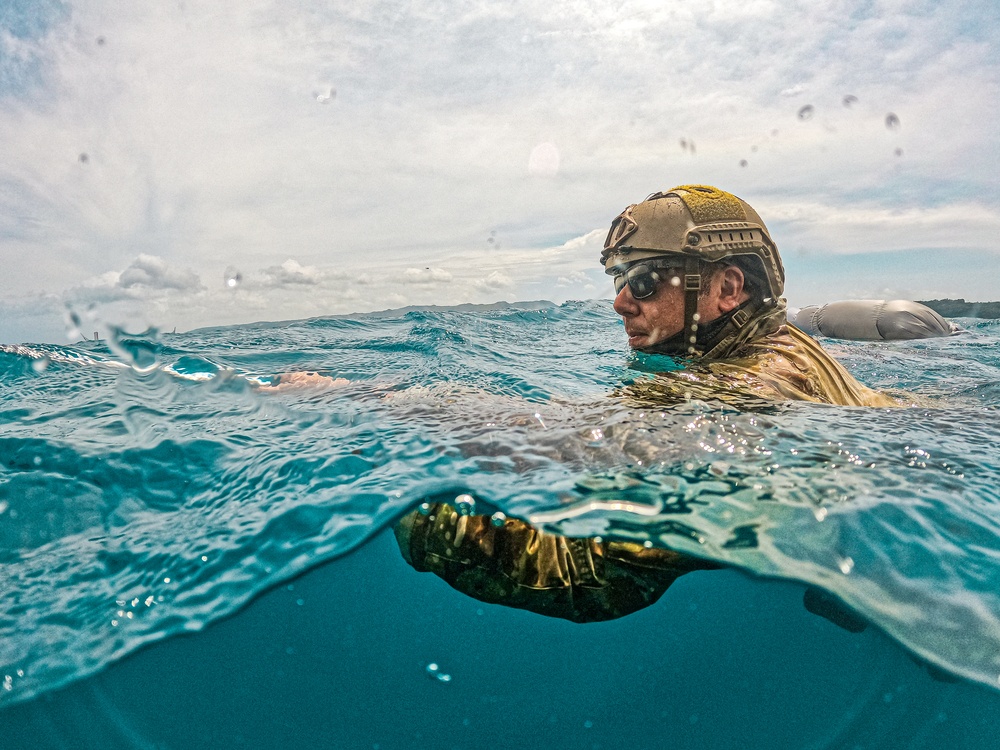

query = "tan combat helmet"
[{"left": 602, "top": 185, "right": 785, "bottom": 356}]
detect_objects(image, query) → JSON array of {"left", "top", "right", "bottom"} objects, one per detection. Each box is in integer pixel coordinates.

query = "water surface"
[{"left": 2, "top": 300, "right": 999, "bottom": 713}]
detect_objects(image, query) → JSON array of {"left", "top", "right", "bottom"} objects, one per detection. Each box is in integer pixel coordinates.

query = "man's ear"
[{"left": 717, "top": 265, "right": 746, "bottom": 312}]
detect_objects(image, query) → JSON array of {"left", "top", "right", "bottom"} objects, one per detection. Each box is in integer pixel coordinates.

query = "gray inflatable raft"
[{"left": 790, "top": 300, "right": 958, "bottom": 340}]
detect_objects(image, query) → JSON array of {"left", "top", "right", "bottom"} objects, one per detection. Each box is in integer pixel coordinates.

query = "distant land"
[{"left": 918, "top": 299, "right": 1000, "bottom": 319}]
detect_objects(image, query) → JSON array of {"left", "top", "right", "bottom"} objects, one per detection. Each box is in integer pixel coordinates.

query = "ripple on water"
[{"left": 1, "top": 300, "right": 1000, "bottom": 702}]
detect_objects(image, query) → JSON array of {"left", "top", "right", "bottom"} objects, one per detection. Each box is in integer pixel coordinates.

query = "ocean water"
[{"left": 2, "top": 299, "right": 1000, "bottom": 748}]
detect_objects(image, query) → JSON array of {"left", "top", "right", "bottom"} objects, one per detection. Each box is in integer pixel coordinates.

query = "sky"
[{"left": 1, "top": 0, "right": 999, "bottom": 343}]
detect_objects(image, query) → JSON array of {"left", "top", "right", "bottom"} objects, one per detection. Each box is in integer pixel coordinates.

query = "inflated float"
[{"left": 789, "top": 300, "right": 958, "bottom": 341}]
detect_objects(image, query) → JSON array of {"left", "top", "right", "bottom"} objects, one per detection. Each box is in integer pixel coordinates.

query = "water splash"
[{"left": 105, "top": 326, "right": 162, "bottom": 374}]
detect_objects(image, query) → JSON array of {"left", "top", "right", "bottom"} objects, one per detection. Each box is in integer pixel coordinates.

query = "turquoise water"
[{"left": 2, "top": 300, "right": 1000, "bottom": 747}]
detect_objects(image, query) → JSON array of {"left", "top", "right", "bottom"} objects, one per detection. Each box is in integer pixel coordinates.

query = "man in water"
[
  {"left": 396, "top": 185, "right": 898, "bottom": 623},
  {"left": 603, "top": 184, "right": 898, "bottom": 407}
]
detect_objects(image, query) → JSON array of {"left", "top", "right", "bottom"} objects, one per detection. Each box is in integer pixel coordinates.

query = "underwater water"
[{"left": 2, "top": 299, "right": 1000, "bottom": 748}]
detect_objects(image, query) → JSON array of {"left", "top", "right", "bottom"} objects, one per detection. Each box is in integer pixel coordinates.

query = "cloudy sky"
[{"left": 2, "top": 0, "right": 999, "bottom": 343}]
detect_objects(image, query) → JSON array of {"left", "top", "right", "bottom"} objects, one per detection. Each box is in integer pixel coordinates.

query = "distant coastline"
[{"left": 917, "top": 299, "right": 1000, "bottom": 319}]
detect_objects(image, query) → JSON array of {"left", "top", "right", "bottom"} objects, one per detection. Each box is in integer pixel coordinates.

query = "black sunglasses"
[{"left": 612, "top": 262, "right": 682, "bottom": 300}]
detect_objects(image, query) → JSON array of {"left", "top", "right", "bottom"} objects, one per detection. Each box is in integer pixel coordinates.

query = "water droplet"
[
  {"left": 885, "top": 113, "right": 900, "bottom": 130},
  {"left": 96, "top": 36, "right": 106, "bottom": 46},
  {"left": 30, "top": 356, "right": 50, "bottom": 373},
  {"left": 838, "top": 557, "right": 855, "bottom": 575},
  {"left": 490, "top": 512, "right": 507, "bottom": 527},
  {"left": 78, "top": 153, "right": 89, "bottom": 164},
  {"left": 588, "top": 427, "right": 604, "bottom": 443},
  {"left": 842, "top": 94, "right": 858, "bottom": 107},
  {"left": 709, "top": 461, "right": 729, "bottom": 476},
  {"left": 314, "top": 86, "right": 336, "bottom": 103},
  {"left": 2, "top": 675, "right": 12, "bottom": 691},
  {"left": 163, "top": 577, "right": 171, "bottom": 584},
  {"left": 106, "top": 325, "right": 162, "bottom": 373},
  {"left": 527, "top": 142, "right": 560, "bottom": 176},
  {"left": 813, "top": 507, "right": 828, "bottom": 522},
  {"left": 224, "top": 267, "right": 242, "bottom": 288},
  {"left": 894, "top": 147, "right": 903, "bottom": 157},
  {"left": 583, "top": 720, "right": 593, "bottom": 729},
  {"left": 797, "top": 105, "right": 815, "bottom": 120},
  {"left": 455, "top": 494, "right": 476, "bottom": 516},
  {"left": 643, "top": 540, "right": 653, "bottom": 549},
  {"left": 739, "top": 159, "right": 748, "bottom": 168},
  {"left": 64, "top": 308, "right": 85, "bottom": 342},
  {"left": 669, "top": 275, "right": 681, "bottom": 287},
  {"left": 417, "top": 502, "right": 432, "bottom": 516}
]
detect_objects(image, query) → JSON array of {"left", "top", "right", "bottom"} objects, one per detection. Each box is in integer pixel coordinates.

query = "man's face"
[
  {"left": 612, "top": 262, "right": 745, "bottom": 350},
  {"left": 612, "top": 264, "right": 687, "bottom": 349}
]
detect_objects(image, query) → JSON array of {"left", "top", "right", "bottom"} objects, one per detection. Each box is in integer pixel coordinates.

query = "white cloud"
[
  {"left": 402, "top": 267, "right": 454, "bottom": 284},
  {"left": 475, "top": 271, "right": 514, "bottom": 290},
  {"left": 764, "top": 201, "right": 1000, "bottom": 255},
  {"left": 117, "top": 254, "right": 203, "bottom": 292},
  {"left": 258, "top": 259, "right": 326, "bottom": 287},
  {"left": 2, "top": 0, "right": 999, "bottom": 342}
]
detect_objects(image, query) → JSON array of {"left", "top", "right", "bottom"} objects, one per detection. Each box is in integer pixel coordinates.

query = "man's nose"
[{"left": 613, "top": 285, "right": 637, "bottom": 316}]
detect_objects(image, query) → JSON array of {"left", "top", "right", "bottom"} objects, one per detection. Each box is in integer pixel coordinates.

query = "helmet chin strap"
[{"left": 683, "top": 256, "right": 702, "bottom": 355}]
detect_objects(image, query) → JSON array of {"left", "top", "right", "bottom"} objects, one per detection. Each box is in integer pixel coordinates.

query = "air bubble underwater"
[
  {"left": 425, "top": 663, "right": 452, "bottom": 682},
  {"left": 455, "top": 494, "right": 476, "bottom": 516}
]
